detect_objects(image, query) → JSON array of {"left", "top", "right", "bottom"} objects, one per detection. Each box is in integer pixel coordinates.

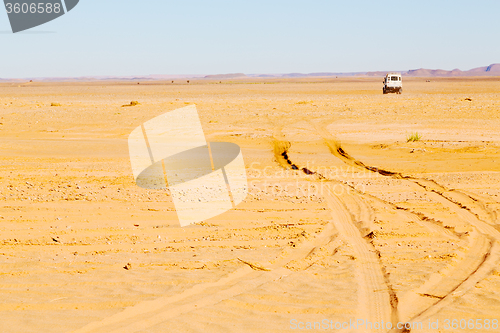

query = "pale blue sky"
[{"left": 1, "top": 0, "right": 499, "bottom": 78}]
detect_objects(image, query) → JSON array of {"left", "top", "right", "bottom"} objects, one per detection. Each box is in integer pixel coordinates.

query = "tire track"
[
  {"left": 315, "top": 125, "right": 497, "bottom": 227},
  {"left": 274, "top": 137, "right": 488, "bottom": 333},
  {"left": 273, "top": 126, "right": 464, "bottom": 242},
  {"left": 410, "top": 178, "right": 497, "bottom": 226},
  {"left": 271, "top": 125, "right": 485, "bottom": 333},
  {"left": 311, "top": 125, "right": 500, "bottom": 331},
  {"left": 272, "top": 119, "right": 499, "bottom": 332},
  {"left": 397, "top": 230, "right": 497, "bottom": 323},
  {"left": 272, "top": 133, "right": 399, "bottom": 332},
  {"left": 288, "top": 120, "right": 465, "bottom": 240},
  {"left": 314, "top": 125, "right": 500, "bottom": 239},
  {"left": 324, "top": 185, "right": 398, "bottom": 332},
  {"left": 273, "top": 136, "right": 471, "bottom": 332},
  {"left": 71, "top": 121, "right": 346, "bottom": 332},
  {"left": 72, "top": 119, "right": 500, "bottom": 333},
  {"left": 71, "top": 183, "right": 341, "bottom": 333},
  {"left": 457, "top": 189, "right": 499, "bottom": 225},
  {"left": 401, "top": 240, "right": 500, "bottom": 327},
  {"left": 72, "top": 232, "right": 343, "bottom": 333}
]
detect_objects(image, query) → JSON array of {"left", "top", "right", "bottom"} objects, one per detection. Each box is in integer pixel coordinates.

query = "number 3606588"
[{"left": 5, "top": 3, "right": 62, "bottom": 14}]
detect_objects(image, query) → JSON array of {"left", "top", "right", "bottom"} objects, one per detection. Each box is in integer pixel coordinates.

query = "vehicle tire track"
[
  {"left": 72, "top": 229, "right": 343, "bottom": 333},
  {"left": 397, "top": 229, "right": 497, "bottom": 323},
  {"left": 311, "top": 124, "right": 500, "bottom": 331},
  {"left": 271, "top": 126, "right": 492, "bottom": 333},
  {"left": 314, "top": 125, "right": 500, "bottom": 239},
  {"left": 72, "top": 223, "right": 343, "bottom": 333},
  {"left": 256, "top": 117, "right": 499, "bottom": 332},
  {"left": 401, "top": 239, "right": 500, "bottom": 327},
  {"left": 270, "top": 128, "right": 400, "bottom": 331},
  {"left": 315, "top": 125, "right": 497, "bottom": 227},
  {"left": 75, "top": 119, "right": 499, "bottom": 333},
  {"left": 410, "top": 178, "right": 497, "bottom": 226},
  {"left": 71, "top": 156, "right": 342, "bottom": 333},
  {"left": 274, "top": 136, "right": 483, "bottom": 332},
  {"left": 456, "top": 189, "right": 499, "bottom": 224},
  {"left": 324, "top": 185, "right": 398, "bottom": 332}
]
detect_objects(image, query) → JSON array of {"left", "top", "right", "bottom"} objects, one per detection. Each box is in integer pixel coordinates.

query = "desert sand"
[{"left": 0, "top": 77, "right": 500, "bottom": 332}]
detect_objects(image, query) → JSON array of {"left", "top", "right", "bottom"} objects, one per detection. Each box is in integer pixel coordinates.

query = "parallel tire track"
[
  {"left": 72, "top": 163, "right": 342, "bottom": 333},
  {"left": 272, "top": 130, "right": 490, "bottom": 333},
  {"left": 272, "top": 134, "right": 399, "bottom": 332},
  {"left": 312, "top": 125, "right": 500, "bottom": 331},
  {"left": 73, "top": 120, "right": 500, "bottom": 333},
  {"left": 72, "top": 229, "right": 343, "bottom": 333},
  {"left": 324, "top": 185, "right": 398, "bottom": 332}
]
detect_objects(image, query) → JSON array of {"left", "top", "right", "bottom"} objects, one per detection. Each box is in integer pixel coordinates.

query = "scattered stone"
[
  {"left": 365, "top": 231, "right": 376, "bottom": 239},
  {"left": 123, "top": 263, "right": 132, "bottom": 270},
  {"left": 122, "top": 101, "right": 140, "bottom": 107}
]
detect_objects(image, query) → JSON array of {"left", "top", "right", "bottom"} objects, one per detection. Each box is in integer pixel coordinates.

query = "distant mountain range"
[
  {"left": 1, "top": 64, "right": 499, "bottom": 82},
  {"left": 364, "top": 63, "right": 500, "bottom": 77},
  {"left": 249, "top": 63, "right": 500, "bottom": 78}
]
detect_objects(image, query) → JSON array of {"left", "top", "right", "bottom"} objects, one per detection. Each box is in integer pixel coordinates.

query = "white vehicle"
[{"left": 383, "top": 73, "right": 402, "bottom": 94}]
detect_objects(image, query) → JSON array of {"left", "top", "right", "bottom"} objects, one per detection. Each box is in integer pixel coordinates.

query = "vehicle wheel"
[{"left": 383, "top": 88, "right": 387, "bottom": 94}]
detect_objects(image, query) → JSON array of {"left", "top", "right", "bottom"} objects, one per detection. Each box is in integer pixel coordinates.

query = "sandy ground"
[{"left": 0, "top": 77, "right": 500, "bottom": 332}]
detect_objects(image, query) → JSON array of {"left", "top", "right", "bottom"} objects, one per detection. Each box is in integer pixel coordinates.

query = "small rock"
[
  {"left": 122, "top": 101, "right": 140, "bottom": 107},
  {"left": 365, "top": 231, "right": 376, "bottom": 239},
  {"left": 123, "top": 263, "right": 132, "bottom": 270}
]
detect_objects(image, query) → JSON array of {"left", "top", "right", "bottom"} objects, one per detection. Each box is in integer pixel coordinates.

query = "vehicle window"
[{"left": 391, "top": 76, "right": 398, "bottom": 81}]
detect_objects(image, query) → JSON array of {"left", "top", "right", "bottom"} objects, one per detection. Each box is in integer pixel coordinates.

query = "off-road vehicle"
[{"left": 383, "top": 73, "right": 402, "bottom": 94}]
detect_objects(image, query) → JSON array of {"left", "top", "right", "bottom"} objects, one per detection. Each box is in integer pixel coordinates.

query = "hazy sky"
[{"left": 1, "top": 0, "right": 499, "bottom": 78}]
